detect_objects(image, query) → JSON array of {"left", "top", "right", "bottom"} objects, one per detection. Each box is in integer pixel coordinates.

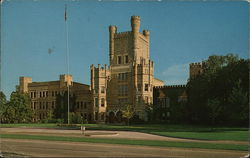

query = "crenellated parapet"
[
  {"left": 114, "top": 31, "right": 131, "bottom": 39},
  {"left": 189, "top": 62, "right": 203, "bottom": 67},
  {"left": 154, "top": 85, "right": 187, "bottom": 89}
]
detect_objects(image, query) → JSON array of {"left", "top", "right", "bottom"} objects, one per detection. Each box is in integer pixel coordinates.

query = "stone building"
[
  {"left": 18, "top": 74, "right": 92, "bottom": 122},
  {"left": 91, "top": 16, "right": 164, "bottom": 122}
]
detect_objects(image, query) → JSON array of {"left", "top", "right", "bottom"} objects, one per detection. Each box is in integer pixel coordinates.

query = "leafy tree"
[
  {"left": 54, "top": 91, "right": 76, "bottom": 123},
  {"left": 0, "top": 91, "right": 7, "bottom": 122},
  {"left": 187, "top": 54, "right": 248, "bottom": 126},
  {"left": 228, "top": 79, "right": 248, "bottom": 125},
  {"left": 207, "top": 98, "right": 222, "bottom": 126},
  {"left": 2, "top": 91, "right": 33, "bottom": 123},
  {"left": 122, "top": 104, "right": 135, "bottom": 125},
  {"left": 70, "top": 112, "right": 82, "bottom": 124}
]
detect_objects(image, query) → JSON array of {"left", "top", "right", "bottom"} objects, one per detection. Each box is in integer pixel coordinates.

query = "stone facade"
[
  {"left": 91, "top": 16, "right": 164, "bottom": 122},
  {"left": 18, "top": 75, "right": 92, "bottom": 122}
]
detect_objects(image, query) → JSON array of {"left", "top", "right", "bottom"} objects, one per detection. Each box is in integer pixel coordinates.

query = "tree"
[
  {"left": 0, "top": 91, "right": 7, "bottom": 122},
  {"left": 187, "top": 54, "right": 248, "bottom": 126},
  {"left": 53, "top": 91, "right": 76, "bottom": 123},
  {"left": 122, "top": 104, "right": 135, "bottom": 125},
  {"left": 228, "top": 79, "right": 248, "bottom": 125},
  {"left": 2, "top": 91, "right": 33, "bottom": 123},
  {"left": 207, "top": 98, "right": 222, "bottom": 126}
]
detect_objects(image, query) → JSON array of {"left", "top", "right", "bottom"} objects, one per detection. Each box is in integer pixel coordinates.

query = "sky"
[{"left": 1, "top": 0, "right": 249, "bottom": 99}]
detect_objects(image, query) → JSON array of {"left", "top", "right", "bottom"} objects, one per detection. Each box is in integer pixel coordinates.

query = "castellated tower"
[
  {"left": 91, "top": 16, "right": 161, "bottom": 122},
  {"left": 189, "top": 62, "right": 203, "bottom": 79}
]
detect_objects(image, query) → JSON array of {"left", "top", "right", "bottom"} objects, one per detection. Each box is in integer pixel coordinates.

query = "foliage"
[
  {"left": 122, "top": 104, "right": 135, "bottom": 125},
  {"left": 186, "top": 54, "right": 249, "bottom": 126},
  {"left": 69, "top": 112, "right": 83, "bottom": 124},
  {"left": 53, "top": 91, "right": 76, "bottom": 123},
  {"left": 1, "top": 91, "right": 33, "bottom": 123}
]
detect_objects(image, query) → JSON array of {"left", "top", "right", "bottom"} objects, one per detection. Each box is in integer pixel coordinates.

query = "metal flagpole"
[{"left": 65, "top": 4, "right": 70, "bottom": 124}]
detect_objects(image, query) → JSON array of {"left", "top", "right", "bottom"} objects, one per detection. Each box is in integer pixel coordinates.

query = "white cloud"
[{"left": 162, "top": 63, "right": 189, "bottom": 85}]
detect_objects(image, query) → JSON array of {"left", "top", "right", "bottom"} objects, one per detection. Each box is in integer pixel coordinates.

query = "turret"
[
  {"left": 109, "top": 25, "right": 117, "bottom": 65},
  {"left": 131, "top": 16, "right": 140, "bottom": 33},
  {"left": 143, "top": 30, "right": 150, "bottom": 38},
  {"left": 131, "top": 16, "right": 140, "bottom": 61}
]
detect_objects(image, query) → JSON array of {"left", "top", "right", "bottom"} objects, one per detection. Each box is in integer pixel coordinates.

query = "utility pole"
[{"left": 65, "top": 4, "right": 70, "bottom": 124}]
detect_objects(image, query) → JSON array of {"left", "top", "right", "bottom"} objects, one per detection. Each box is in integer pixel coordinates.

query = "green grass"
[
  {"left": 1, "top": 133, "right": 248, "bottom": 151},
  {"left": 0, "top": 123, "right": 58, "bottom": 128},
  {"left": 1, "top": 123, "right": 248, "bottom": 141},
  {"left": 150, "top": 131, "right": 248, "bottom": 141}
]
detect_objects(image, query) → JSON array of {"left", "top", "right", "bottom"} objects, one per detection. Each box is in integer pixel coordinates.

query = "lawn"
[
  {"left": 1, "top": 123, "right": 248, "bottom": 141},
  {"left": 1, "top": 133, "right": 248, "bottom": 151}
]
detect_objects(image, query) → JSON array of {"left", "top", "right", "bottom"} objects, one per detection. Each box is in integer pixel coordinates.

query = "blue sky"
[{"left": 1, "top": 0, "right": 249, "bottom": 98}]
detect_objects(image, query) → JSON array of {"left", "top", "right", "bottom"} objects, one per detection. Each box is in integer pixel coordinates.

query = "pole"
[{"left": 65, "top": 4, "right": 70, "bottom": 124}]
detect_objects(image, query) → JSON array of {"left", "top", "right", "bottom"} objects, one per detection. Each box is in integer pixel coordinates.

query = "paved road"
[{"left": 1, "top": 139, "right": 247, "bottom": 158}]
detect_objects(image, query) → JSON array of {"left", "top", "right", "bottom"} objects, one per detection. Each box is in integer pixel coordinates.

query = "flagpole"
[{"left": 65, "top": 4, "right": 70, "bottom": 124}]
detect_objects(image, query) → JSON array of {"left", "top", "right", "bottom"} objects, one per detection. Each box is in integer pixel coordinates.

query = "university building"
[
  {"left": 18, "top": 75, "right": 92, "bottom": 122},
  {"left": 18, "top": 16, "right": 200, "bottom": 123},
  {"left": 90, "top": 16, "right": 164, "bottom": 122}
]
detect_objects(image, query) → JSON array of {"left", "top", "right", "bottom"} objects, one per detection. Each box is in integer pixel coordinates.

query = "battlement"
[
  {"left": 114, "top": 31, "right": 131, "bottom": 38},
  {"left": 91, "top": 64, "right": 110, "bottom": 71},
  {"left": 143, "top": 30, "right": 150, "bottom": 36},
  {"left": 131, "top": 15, "right": 140, "bottom": 20},
  {"left": 190, "top": 62, "right": 203, "bottom": 67},
  {"left": 154, "top": 85, "right": 187, "bottom": 89}
]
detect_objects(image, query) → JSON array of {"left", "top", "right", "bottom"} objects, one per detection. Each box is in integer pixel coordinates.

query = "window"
[
  {"left": 101, "top": 86, "right": 105, "bottom": 93},
  {"left": 84, "top": 102, "right": 87, "bottom": 109},
  {"left": 95, "top": 112, "right": 98, "bottom": 120},
  {"left": 52, "top": 101, "right": 54, "bottom": 109},
  {"left": 52, "top": 91, "right": 54, "bottom": 97},
  {"left": 43, "top": 91, "right": 45, "bottom": 97},
  {"left": 118, "top": 85, "right": 128, "bottom": 96},
  {"left": 145, "top": 84, "right": 149, "bottom": 91},
  {"left": 77, "top": 102, "right": 79, "bottom": 109},
  {"left": 101, "top": 113, "right": 104, "bottom": 120},
  {"left": 125, "top": 55, "right": 129, "bottom": 64},
  {"left": 46, "top": 91, "right": 48, "bottom": 97},
  {"left": 138, "top": 84, "right": 142, "bottom": 92},
  {"left": 95, "top": 98, "right": 99, "bottom": 107},
  {"left": 34, "top": 92, "right": 36, "bottom": 98},
  {"left": 101, "top": 98, "right": 105, "bottom": 107},
  {"left": 81, "top": 102, "right": 83, "bottom": 109},
  {"left": 84, "top": 113, "right": 87, "bottom": 119},
  {"left": 118, "top": 73, "right": 128, "bottom": 81},
  {"left": 145, "top": 96, "right": 149, "bottom": 104},
  {"left": 117, "top": 56, "right": 122, "bottom": 64},
  {"left": 40, "top": 92, "right": 42, "bottom": 98}
]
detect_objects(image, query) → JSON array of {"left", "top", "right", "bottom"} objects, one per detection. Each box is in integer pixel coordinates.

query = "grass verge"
[
  {"left": 1, "top": 123, "right": 248, "bottom": 141},
  {"left": 1, "top": 134, "right": 248, "bottom": 151}
]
